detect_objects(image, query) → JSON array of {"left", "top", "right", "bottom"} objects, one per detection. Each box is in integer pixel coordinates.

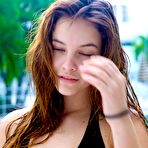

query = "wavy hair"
[{"left": 3, "top": 0, "right": 148, "bottom": 147}]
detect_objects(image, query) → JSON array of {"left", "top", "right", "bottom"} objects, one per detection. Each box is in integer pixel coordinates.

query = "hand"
[{"left": 79, "top": 56, "right": 128, "bottom": 119}]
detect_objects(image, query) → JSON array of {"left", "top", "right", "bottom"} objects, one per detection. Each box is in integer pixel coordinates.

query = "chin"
[
  {"left": 57, "top": 88, "right": 78, "bottom": 96},
  {"left": 56, "top": 80, "right": 90, "bottom": 96}
]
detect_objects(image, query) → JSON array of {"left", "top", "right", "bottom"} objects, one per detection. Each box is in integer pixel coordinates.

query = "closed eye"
[
  {"left": 53, "top": 48, "right": 65, "bottom": 52},
  {"left": 79, "top": 53, "right": 94, "bottom": 57}
]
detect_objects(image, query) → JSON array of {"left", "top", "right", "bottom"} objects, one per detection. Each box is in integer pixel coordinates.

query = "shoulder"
[
  {"left": 99, "top": 117, "right": 114, "bottom": 148},
  {"left": 130, "top": 112, "right": 148, "bottom": 147},
  {"left": 1, "top": 107, "right": 31, "bottom": 122},
  {"left": 129, "top": 110, "right": 148, "bottom": 133},
  {"left": 99, "top": 112, "right": 148, "bottom": 148},
  {"left": 0, "top": 107, "right": 32, "bottom": 147}
]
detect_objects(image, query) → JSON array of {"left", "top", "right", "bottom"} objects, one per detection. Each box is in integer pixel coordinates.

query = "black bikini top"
[{"left": 78, "top": 111, "right": 105, "bottom": 148}]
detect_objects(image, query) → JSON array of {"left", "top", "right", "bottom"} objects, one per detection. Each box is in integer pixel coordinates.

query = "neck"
[{"left": 63, "top": 88, "right": 91, "bottom": 115}]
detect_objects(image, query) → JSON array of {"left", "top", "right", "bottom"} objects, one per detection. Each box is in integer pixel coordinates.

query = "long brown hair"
[{"left": 3, "top": 0, "right": 148, "bottom": 147}]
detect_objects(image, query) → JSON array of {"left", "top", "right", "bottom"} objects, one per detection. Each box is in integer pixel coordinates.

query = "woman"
[{"left": 0, "top": 0, "right": 148, "bottom": 147}]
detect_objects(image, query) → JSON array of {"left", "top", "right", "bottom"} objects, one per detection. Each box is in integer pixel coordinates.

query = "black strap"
[{"left": 78, "top": 111, "right": 105, "bottom": 148}]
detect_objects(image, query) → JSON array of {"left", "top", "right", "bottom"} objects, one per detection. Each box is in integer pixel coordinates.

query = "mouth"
[{"left": 59, "top": 75, "right": 79, "bottom": 83}]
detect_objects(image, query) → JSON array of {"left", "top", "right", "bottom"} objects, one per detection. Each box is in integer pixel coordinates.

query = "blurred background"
[{"left": 0, "top": 0, "right": 148, "bottom": 119}]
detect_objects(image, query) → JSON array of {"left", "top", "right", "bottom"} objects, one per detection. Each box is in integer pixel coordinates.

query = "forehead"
[{"left": 52, "top": 17, "right": 102, "bottom": 49}]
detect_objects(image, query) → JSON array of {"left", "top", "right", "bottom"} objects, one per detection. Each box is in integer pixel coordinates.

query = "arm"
[
  {"left": 79, "top": 55, "right": 148, "bottom": 148},
  {"left": 108, "top": 113, "right": 148, "bottom": 148}
]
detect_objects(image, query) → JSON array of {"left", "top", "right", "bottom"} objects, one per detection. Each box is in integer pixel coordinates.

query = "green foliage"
[
  {"left": 0, "top": 0, "right": 54, "bottom": 86},
  {"left": 132, "top": 35, "right": 148, "bottom": 62}
]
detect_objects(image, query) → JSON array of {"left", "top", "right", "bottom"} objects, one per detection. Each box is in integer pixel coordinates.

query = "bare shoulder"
[
  {"left": 99, "top": 117, "right": 114, "bottom": 148},
  {"left": 0, "top": 107, "right": 32, "bottom": 147},
  {"left": 1, "top": 107, "right": 31, "bottom": 123},
  {"left": 130, "top": 112, "right": 148, "bottom": 147},
  {"left": 99, "top": 112, "right": 148, "bottom": 148},
  {"left": 130, "top": 111, "right": 148, "bottom": 133}
]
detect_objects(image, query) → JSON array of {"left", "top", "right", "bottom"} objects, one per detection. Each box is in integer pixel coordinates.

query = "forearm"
[{"left": 108, "top": 115, "right": 141, "bottom": 148}]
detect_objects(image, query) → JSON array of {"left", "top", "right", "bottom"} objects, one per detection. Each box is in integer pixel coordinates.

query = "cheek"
[
  {"left": 52, "top": 55, "right": 63, "bottom": 72},
  {"left": 76, "top": 54, "right": 91, "bottom": 64},
  {"left": 53, "top": 59, "right": 59, "bottom": 73}
]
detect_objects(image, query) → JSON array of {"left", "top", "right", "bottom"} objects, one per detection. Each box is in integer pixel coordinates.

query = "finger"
[
  {"left": 82, "top": 57, "right": 117, "bottom": 78},
  {"left": 79, "top": 64, "right": 111, "bottom": 85},
  {"left": 81, "top": 59, "right": 126, "bottom": 89},
  {"left": 91, "top": 55, "right": 120, "bottom": 72},
  {"left": 80, "top": 71, "right": 106, "bottom": 92}
]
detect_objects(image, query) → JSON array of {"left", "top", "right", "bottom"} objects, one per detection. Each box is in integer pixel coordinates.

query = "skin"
[
  {"left": 52, "top": 17, "right": 101, "bottom": 114},
  {"left": 52, "top": 17, "right": 147, "bottom": 148},
  {"left": 0, "top": 17, "right": 148, "bottom": 148}
]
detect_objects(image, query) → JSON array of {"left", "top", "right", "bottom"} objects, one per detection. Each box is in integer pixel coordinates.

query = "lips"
[
  {"left": 58, "top": 75, "right": 79, "bottom": 83},
  {"left": 59, "top": 76, "right": 79, "bottom": 81}
]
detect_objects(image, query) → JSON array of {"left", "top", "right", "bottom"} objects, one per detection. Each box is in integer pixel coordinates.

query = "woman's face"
[{"left": 52, "top": 17, "right": 101, "bottom": 96}]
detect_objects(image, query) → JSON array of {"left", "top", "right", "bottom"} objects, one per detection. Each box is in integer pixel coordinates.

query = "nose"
[{"left": 62, "top": 55, "right": 77, "bottom": 72}]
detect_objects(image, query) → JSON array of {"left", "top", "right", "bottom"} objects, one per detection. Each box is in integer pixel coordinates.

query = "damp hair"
[{"left": 3, "top": 0, "right": 148, "bottom": 147}]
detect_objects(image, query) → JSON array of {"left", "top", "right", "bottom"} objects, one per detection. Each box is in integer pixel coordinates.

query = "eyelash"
[
  {"left": 53, "top": 48, "right": 65, "bottom": 52},
  {"left": 80, "top": 53, "right": 93, "bottom": 56},
  {"left": 53, "top": 48, "right": 93, "bottom": 57}
]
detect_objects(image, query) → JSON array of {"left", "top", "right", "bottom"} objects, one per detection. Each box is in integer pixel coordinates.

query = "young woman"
[{"left": 0, "top": 0, "right": 148, "bottom": 147}]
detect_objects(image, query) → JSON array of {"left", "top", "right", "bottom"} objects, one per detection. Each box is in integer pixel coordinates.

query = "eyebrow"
[{"left": 52, "top": 38, "right": 99, "bottom": 49}]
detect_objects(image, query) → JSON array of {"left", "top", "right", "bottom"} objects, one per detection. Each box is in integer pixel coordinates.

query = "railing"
[{"left": 0, "top": 76, "right": 35, "bottom": 118}]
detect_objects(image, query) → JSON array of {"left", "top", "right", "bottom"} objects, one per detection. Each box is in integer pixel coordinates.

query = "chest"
[
  {"left": 30, "top": 117, "right": 106, "bottom": 148},
  {"left": 30, "top": 117, "right": 88, "bottom": 148}
]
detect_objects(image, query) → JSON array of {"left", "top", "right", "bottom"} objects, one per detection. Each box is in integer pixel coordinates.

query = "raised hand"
[{"left": 79, "top": 56, "right": 128, "bottom": 121}]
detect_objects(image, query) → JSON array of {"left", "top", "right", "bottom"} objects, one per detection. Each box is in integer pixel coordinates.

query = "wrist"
[
  {"left": 107, "top": 113, "right": 132, "bottom": 127},
  {"left": 104, "top": 109, "right": 129, "bottom": 119}
]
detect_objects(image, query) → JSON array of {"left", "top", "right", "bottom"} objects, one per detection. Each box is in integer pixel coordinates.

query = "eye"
[
  {"left": 53, "top": 48, "right": 65, "bottom": 52},
  {"left": 79, "top": 53, "right": 94, "bottom": 57}
]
